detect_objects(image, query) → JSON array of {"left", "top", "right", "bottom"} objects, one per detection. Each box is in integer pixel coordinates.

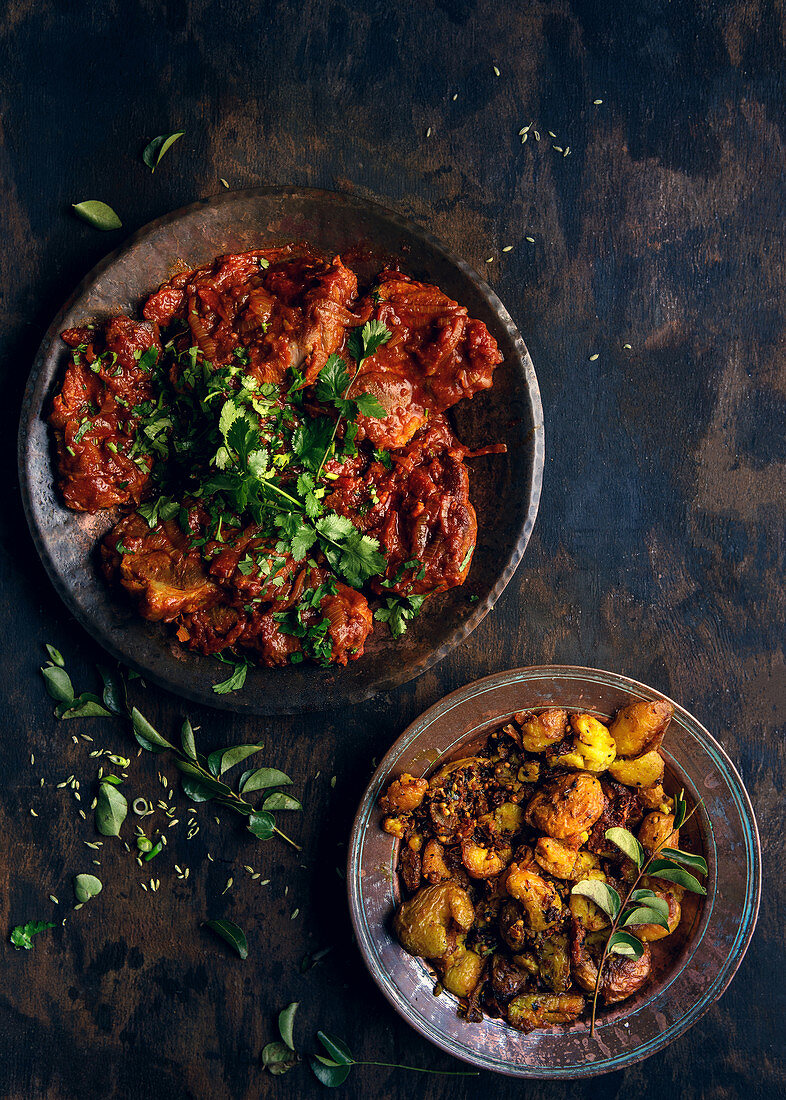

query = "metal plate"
[
  {"left": 18, "top": 187, "right": 544, "bottom": 715},
  {"left": 347, "top": 666, "right": 761, "bottom": 1078}
]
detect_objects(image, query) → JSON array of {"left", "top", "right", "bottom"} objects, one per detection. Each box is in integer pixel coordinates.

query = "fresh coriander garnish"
[
  {"left": 10, "top": 920, "right": 55, "bottom": 950},
  {"left": 570, "top": 791, "right": 707, "bottom": 1035},
  {"left": 373, "top": 593, "right": 425, "bottom": 638}
]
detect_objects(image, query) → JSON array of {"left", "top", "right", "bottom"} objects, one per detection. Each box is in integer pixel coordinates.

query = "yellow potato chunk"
[
  {"left": 609, "top": 699, "right": 672, "bottom": 757},
  {"left": 514, "top": 709, "right": 568, "bottom": 753},
  {"left": 441, "top": 946, "right": 484, "bottom": 997},
  {"left": 505, "top": 865, "right": 563, "bottom": 932},
  {"left": 506, "top": 993, "right": 585, "bottom": 1031},
  {"left": 394, "top": 883, "right": 474, "bottom": 960},
  {"left": 638, "top": 811, "right": 679, "bottom": 852},
  {"left": 608, "top": 750, "right": 665, "bottom": 787},
  {"left": 525, "top": 772, "right": 605, "bottom": 839},
  {"left": 461, "top": 840, "right": 512, "bottom": 879},
  {"left": 553, "top": 714, "right": 616, "bottom": 772},
  {"left": 379, "top": 773, "right": 428, "bottom": 814},
  {"left": 534, "top": 837, "right": 600, "bottom": 880}
]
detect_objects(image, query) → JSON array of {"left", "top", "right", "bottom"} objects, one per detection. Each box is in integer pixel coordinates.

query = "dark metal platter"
[{"left": 18, "top": 187, "right": 544, "bottom": 715}]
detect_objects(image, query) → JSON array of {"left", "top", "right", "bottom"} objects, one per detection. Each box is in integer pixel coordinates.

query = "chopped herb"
[{"left": 10, "top": 920, "right": 55, "bottom": 950}]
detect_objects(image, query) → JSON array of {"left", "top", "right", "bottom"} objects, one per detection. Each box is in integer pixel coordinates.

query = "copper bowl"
[
  {"left": 347, "top": 666, "right": 761, "bottom": 1078},
  {"left": 18, "top": 187, "right": 543, "bottom": 715}
]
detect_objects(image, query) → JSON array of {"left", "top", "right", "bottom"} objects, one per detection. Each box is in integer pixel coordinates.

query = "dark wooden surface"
[{"left": 0, "top": 1, "right": 782, "bottom": 1097}]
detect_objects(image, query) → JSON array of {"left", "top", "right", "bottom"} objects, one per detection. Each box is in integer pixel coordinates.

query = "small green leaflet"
[
  {"left": 605, "top": 827, "right": 645, "bottom": 868},
  {"left": 241, "top": 767, "right": 293, "bottom": 793},
  {"left": 310, "top": 1031, "right": 353, "bottom": 1088},
  {"left": 142, "top": 130, "right": 185, "bottom": 172},
  {"left": 132, "top": 707, "right": 174, "bottom": 752},
  {"left": 315, "top": 354, "right": 385, "bottom": 420},
  {"left": 623, "top": 905, "right": 670, "bottom": 929},
  {"left": 10, "top": 920, "right": 55, "bottom": 950},
  {"left": 74, "top": 874, "right": 103, "bottom": 903},
  {"left": 570, "top": 879, "right": 621, "bottom": 919},
  {"left": 247, "top": 809, "right": 276, "bottom": 840},
  {"left": 660, "top": 847, "right": 709, "bottom": 875},
  {"left": 374, "top": 593, "right": 425, "bottom": 638},
  {"left": 262, "top": 1041, "right": 298, "bottom": 1075},
  {"left": 278, "top": 1001, "right": 299, "bottom": 1051},
  {"left": 347, "top": 318, "right": 392, "bottom": 364},
  {"left": 646, "top": 861, "right": 707, "bottom": 895},
  {"left": 72, "top": 201, "right": 122, "bottom": 230},
  {"left": 138, "top": 495, "right": 180, "bottom": 528},
  {"left": 263, "top": 792, "right": 302, "bottom": 811},
  {"left": 607, "top": 930, "right": 645, "bottom": 958},
  {"left": 45, "top": 645, "right": 64, "bottom": 667},
  {"left": 213, "top": 660, "right": 249, "bottom": 695},
  {"left": 95, "top": 781, "right": 128, "bottom": 837},
  {"left": 41, "top": 663, "right": 74, "bottom": 704},
  {"left": 203, "top": 918, "right": 248, "bottom": 959},
  {"left": 180, "top": 718, "right": 197, "bottom": 760},
  {"left": 207, "top": 744, "right": 263, "bottom": 777}
]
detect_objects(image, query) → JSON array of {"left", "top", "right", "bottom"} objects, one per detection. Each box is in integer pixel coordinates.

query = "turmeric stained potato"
[{"left": 379, "top": 694, "right": 702, "bottom": 1036}]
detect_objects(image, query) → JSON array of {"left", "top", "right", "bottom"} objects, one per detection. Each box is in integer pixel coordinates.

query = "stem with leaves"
[{"left": 571, "top": 790, "right": 708, "bottom": 1035}]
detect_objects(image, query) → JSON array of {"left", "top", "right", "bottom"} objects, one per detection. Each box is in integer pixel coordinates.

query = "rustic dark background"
[{"left": 0, "top": 0, "right": 783, "bottom": 1097}]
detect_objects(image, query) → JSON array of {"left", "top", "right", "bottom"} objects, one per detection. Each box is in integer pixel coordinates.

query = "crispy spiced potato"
[
  {"left": 638, "top": 811, "right": 679, "bottom": 852},
  {"left": 515, "top": 708, "right": 568, "bottom": 753},
  {"left": 555, "top": 714, "right": 617, "bottom": 772},
  {"left": 394, "top": 882, "right": 474, "bottom": 960},
  {"left": 506, "top": 993, "right": 585, "bottom": 1031},
  {"left": 525, "top": 772, "right": 606, "bottom": 839},
  {"left": 609, "top": 699, "right": 672, "bottom": 757},
  {"left": 608, "top": 749, "right": 665, "bottom": 788}
]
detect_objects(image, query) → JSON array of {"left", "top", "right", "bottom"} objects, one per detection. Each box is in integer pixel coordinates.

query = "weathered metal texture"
[{"left": 19, "top": 188, "right": 544, "bottom": 714}]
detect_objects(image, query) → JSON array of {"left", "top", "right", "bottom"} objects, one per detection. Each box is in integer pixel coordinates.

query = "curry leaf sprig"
[
  {"left": 571, "top": 791, "right": 707, "bottom": 1035},
  {"left": 132, "top": 710, "right": 302, "bottom": 850},
  {"left": 262, "top": 1005, "right": 478, "bottom": 1083}
]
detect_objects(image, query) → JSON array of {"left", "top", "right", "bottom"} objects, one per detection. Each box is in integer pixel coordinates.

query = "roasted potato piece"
[
  {"left": 515, "top": 708, "right": 568, "bottom": 753},
  {"left": 490, "top": 953, "right": 529, "bottom": 1002},
  {"left": 608, "top": 750, "right": 665, "bottom": 788},
  {"left": 394, "top": 883, "right": 474, "bottom": 960},
  {"left": 379, "top": 774, "right": 428, "bottom": 814},
  {"left": 609, "top": 699, "right": 672, "bottom": 758},
  {"left": 498, "top": 900, "right": 528, "bottom": 952},
  {"left": 638, "top": 811, "right": 679, "bottom": 852},
  {"left": 490, "top": 802, "right": 526, "bottom": 835},
  {"left": 525, "top": 772, "right": 605, "bottom": 839},
  {"left": 570, "top": 921, "right": 652, "bottom": 1004},
  {"left": 534, "top": 837, "right": 600, "bottom": 880},
  {"left": 569, "top": 889, "right": 611, "bottom": 932},
  {"left": 398, "top": 844, "right": 422, "bottom": 893},
  {"left": 461, "top": 840, "right": 512, "bottom": 879},
  {"left": 421, "top": 839, "right": 451, "bottom": 883},
  {"left": 627, "top": 877, "right": 683, "bottom": 941},
  {"left": 553, "top": 714, "right": 616, "bottom": 773},
  {"left": 537, "top": 934, "right": 572, "bottom": 993},
  {"left": 441, "top": 945, "right": 484, "bottom": 997},
  {"left": 505, "top": 865, "right": 563, "bottom": 932},
  {"left": 506, "top": 993, "right": 585, "bottom": 1032},
  {"left": 639, "top": 783, "right": 674, "bottom": 812}
]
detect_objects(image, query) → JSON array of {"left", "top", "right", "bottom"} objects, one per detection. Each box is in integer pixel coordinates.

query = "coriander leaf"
[
  {"left": 291, "top": 416, "right": 336, "bottom": 472},
  {"left": 289, "top": 523, "right": 318, "bottom": 562},
  {"left": 74, "top": 874, "right": 103, "bottom": 903},
  {"left": 315, "top": 354, "right": 351, "bottom": 403},
  {"left": 605, "top": 827, "right": 645, "bottom": 868},
  {"left": 570, "top": 879, "right": 621, "bottom": 919},
  {"left": 142, "top": 130, "right": 185, "bottom": 172},
  {"left": 213, "top": 661, "right": 248, "bottom": 695},
  {"left": 10, "top": 920, "right": 55, "bottom": 950},
  {"left": 72, "top": 201, "right": 122, "bottom": 230},
  {"left": 315, "top": 512, "right": 355, "bottom": 542},
  {"left": 278, "top": 1001, "right": 299, "bottom": 1051},
  {"left": 203, "top": 918, "right": 248, "bottom": 959},
  {"left": 95, "top": 782, "right": 128, "bottom": 837},
  {"left": 353, "top": 391, "right": 386, "bottom": 418}
]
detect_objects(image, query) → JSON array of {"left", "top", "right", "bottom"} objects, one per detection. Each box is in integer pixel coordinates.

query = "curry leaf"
[
  {"left": 263, "top": 1041, "right": 298, "bottom": 1075},
  {"left": 241, "top": 767, "right": 292, "bottom": 793},
  {"left": 310, "top": 1057, "right": 351, "bottom": 1088},
  {"left": 180, "top": 718, "right": 197, "bottom": 760},
  {"left": 45, "top": 645, "right": 65, "bottom": 667},
  {"left": 57, "top": 693, "right": 112, "bottom": 719},
  {"left": 605, "top": 827, "right": 644, "bottom": 868},
  {"left": 646, "top": 862, "right": 707, "bottom": 895},
  {"left": 660, "top": 847, "right": 709, "bottom": 875},
  {"left": 607, "top": 930, "right": 644, "bottom": 958},
  {"left": 278, "top": 1001, "right": 299, "bottom": 1051},
  {"left": 208, "top": 744, "right": 263, "bottom": 777},
  {"left": 74, "top": 874, "right": 103, "bottom": 903},
  {"left": 72, "top": 201, "right": 122, "bottom": 230},
  {"left": 263, "top": 792, "right": 302, "bottom": 812},
  {"left": 40, "top": 664, "right": 74, "bottom": 704},
  {"left": 132, "top": 707, "right": 174, "bottom": 752},
  {"left": 95, "top": 782, "right": 128, "bottom": 837},
  {"left": 316, "top": 1032, "right": 353, "bottom": 1066},
  {"left": 204, "top": 918, "right": 248, "bottom": 959},
  {"left": 623, "top": 905, "right": 670, "bottom": 929},
  {"left": 570, "top": 879, "right": 621, "bottom": 919},
  {"left": 247, "top": 809, "right": 276, "bottom": 840},
  {"left": 180, "top": 776, "right": 216, "bottom": 803},
  {"left": 142, "top": 131, "right": 185, "bottom": 172},
  {"left": 97, "top": 665, "right": 127, "bottom": 716}
]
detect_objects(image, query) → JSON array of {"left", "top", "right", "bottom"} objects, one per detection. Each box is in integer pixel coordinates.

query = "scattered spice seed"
[
  {"left": 49, "top": 895, "right": 59, "bottom": 905},
  {"left": 291, "top": 909, "right": 300, "bottom": 920},
  {"left": 452, "top": 93, "right": 458, "bottom": 100},
  {"left": 426, "top": 126, "right": 431, "bottom": 138},
  {"left": 30, "top": 809, "right": 38, "bottom": 817},
  {"left": 330, "top": 776, "right": 337, "bottom": 788},
  {"left": 222, "top": 877, "right": 233, "bottom": 895},
  {"left": 594, "top": 98, "right": 603, "bottom": 105},
  {"left": 220, "top": 178, "right": 229, "bottom": 188},
  {"left": 90, "top": 798, "right": 97, "bottom": 810},
  {"left": 493, "top": 64, "right": 500, "bottom": 76},
  {"left": 521, "top": 134, "right": 528, "bottom": 143},
  {"left": 564, "top": 147, "right": 571, "bottom": 157},
  {"left": 30, "top": 753, "right": 35, "bottom": 765},
  {"left": 548, "top": 131, "right": 556, "bottom": 138},
  {"left": 534, "top": 130, "right": 540, "bottom": 141},
  {"left": 485, "top": 257, "right": 494, "bottom": 264},
  {"left": 92, "top": 860, "right": 101, "bottom": 866},
  {"left": 623, "top": 343, "right": 632, "bottom": 349},
  {"left": 589, "top": 353, "right": 599, "bottom": 361},
  {"left": 207, "top": 853, "right": 214, "bottom": 862},
  {"left": 244, "top": 865, "right": 255, "bottom": 874},
  {"left": 260, "top": 879, "right": 270, "bottom": 886},
  {"left": 73, "top": 903, "right": 83, "bottom": 910},
  {"left": 526, "top": 236, "right": 535, "bottom": 243},
  {"left": 71, "top": 735, "right": 78, "bottom": 744},
  {"left": 553, "top": 146, "right": 563, "bottom": 152},
  {"left": 140, "top": 883, "right": 148, "bottom": 892},
  {"left": 502, "top": 245, "right": 513, "bottom": 252},
  {"left": 251, "top": 873, "right": 261, "bottom": 880},
  {"left": 81, "top": 734, "right": 93, "bottom": 742},
  {"left": 40, "top": 778, "right": 45, "bottom": 787},
  {"left": 78, "top": 810, "right": 86, "bottom": 820}
]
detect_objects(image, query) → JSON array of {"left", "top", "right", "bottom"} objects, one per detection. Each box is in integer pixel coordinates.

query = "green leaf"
[
  {"left": 659, "top": 847, "right": 708, "bottom": 875},
  {"left": 142, "top": 130, "right": 185, "bottom": 172},
  {"left": 623, "top": 905, "right": 670, "bottom": 929},
  {"left": 180, "top": 718, "right": 197, "bottom": 760},
  {"left": 262, "top": 1041, "right": 298, "bottom": 1075},
  {"left": 97, "top": 665, "right": 127, "bottom": 716},
  {"left": 208, "top": 744, "right": 263, "bottom": 777},
  {"left": 95, "top": 782, "right": 128, "bottom": 836},
  {"left": 174, "top": 759, "right": 232, "bottom": 799},
  {"left": 45, "top": 645, "right": 65, "bottom": 667},
  {"left": 72, "top": 201, "right": 122, "bottom": 230},
  {"left": 241, "top": 767, "right": 292, "bottom": 793},
  {"left": 646, "top": 862, "right": 707, "bottom": 895},
  {"left": 278, "top": 1001, "right": 299, "bottom": 1051},
  {"left": 628, "top": 890, "right": 670, "bottom": 919},
  {"left": 309, "top": 1057, "right": 351, "bottom": 1088},
  {"left": 180, "top": 776, "right": 216, "bottom": 803},
  {"left": 605, "top": 827, "right": 645, "bottom": 868},
  {"left": 570, "top": 879, "right": 621, "bottom": 919},
  {"left": 40, "top": 664, "right": 74, "bottom": 704},
  {"left": 317, "top": 1031, "right": 353, "bottom": 1066},
  {"left": 203, "top": 918, "right": 248, "bottom": 959},
  {"left": 212, "top": 662, "right": 248, "bottom": 695},
  {"left": 607, "top": 930, "right": 644, "bottom": 958},
  {"left": 10, "top": 920, "right": 55, "bottom": 950},
  {"left": 74, "top": 874, "right": 103, "bottom": 903},
  {"left": 56, "top": 693, "right": 113, "bottom": 719},
  {"left": 263, "top": 792, "right": 302, "bottom": 812},
  {"left": 131, "top": 707, "right": 174, "bottom": 752},
  {"left": 353, "top": 391, "right": 386, "bottom": 418},
  {"left": 673, "top": 789, "right": 688, "bottom": 829},
  {"left": 247, "top": 809, "right": 276, "bottom": 840}
]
